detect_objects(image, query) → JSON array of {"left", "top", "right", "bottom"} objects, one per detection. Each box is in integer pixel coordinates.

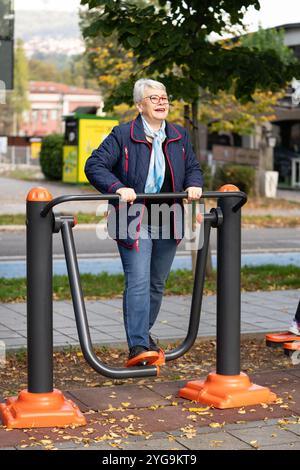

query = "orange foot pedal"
[
  {"left": 151, "top": 349, "right": 165, "bottom": 366},
  {"left": 283, "top": 341, "right": 300, "bottom": 365},
  {"left": 266, "top": 332, "right": 300, "bottom": 348},
  {"left": 126, "top": 350, "right": 159, "bottom": 367}
]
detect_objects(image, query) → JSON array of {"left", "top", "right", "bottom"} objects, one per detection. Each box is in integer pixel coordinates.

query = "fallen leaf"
[
  {"left": 209, "top": 422, "right": 224, "bottom": 428},
  {"left": 40, "top": 439, "right": 53, "bottom": 445},
  {"left": 250, "top": 440, "right": 259, "bottom": 449},
  {"left": 188, "top": 406, "right": 210, "bottom": 412},
  {"left": 209, "top": 440, "right": 224, "bottom": 447}
]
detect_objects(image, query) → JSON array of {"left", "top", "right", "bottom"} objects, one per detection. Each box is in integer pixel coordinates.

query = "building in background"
[
  {"left": 20, "top": 81, "right": 103, "bottom": 137},
  {"left": 0, "top": 0, "right": 14, "bottom": 90},
  {"left": 272, "top": 24, "right": 300, "bottom": 188},
  {"left": 209, "top": 23, "right": 300, "bottom": 189},
  {"left": 281, "top": 22, "right": 300, "bottom": 61}
]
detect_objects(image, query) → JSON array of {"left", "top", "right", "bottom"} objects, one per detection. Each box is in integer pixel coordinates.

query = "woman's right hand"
[{"left": 116, "top": 187, "right": 137, "bottom": 204}]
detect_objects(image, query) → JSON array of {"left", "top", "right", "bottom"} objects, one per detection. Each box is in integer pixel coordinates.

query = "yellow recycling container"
[{"left": 63, "top": 114, "right": 119, "bottom": 183}]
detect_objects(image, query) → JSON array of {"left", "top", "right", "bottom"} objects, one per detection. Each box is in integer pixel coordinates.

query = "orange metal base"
[
  {"left": 0, "top": 389, "right": 86, "bottom": 429},
  {"left": 179, "top": 372, "right": 277, "bottom": 409}
]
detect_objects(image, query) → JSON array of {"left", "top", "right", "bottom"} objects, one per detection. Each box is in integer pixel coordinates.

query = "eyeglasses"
[{"left": 143, "top": 95, "right": 170, "bottom": 104}]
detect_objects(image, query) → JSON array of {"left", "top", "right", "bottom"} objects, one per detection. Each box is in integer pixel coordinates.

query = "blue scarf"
[{"left": 141, "top": 115, "right": 166, "bottom": 193}]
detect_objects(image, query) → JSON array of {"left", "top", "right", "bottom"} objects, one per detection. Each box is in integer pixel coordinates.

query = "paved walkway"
[
  {"left": 0, "top": 290, "right": 299, "bottom": 350},
  {"left": 0, "top": 176, "right": 102, "bottom": 214},
  {"left": 278, "top": 188, "right": 300, "bottom": 203}
]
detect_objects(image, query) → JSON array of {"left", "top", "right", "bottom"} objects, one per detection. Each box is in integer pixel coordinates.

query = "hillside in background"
[
  {"left": 15, "top": 9, "right": 81, "bottom": 40},
  {"left": 14, "top": 9, "right": 84, "bottom": 57}
]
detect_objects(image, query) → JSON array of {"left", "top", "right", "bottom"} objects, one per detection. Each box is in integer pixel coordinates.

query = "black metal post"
[
  {"left": 216, "top": 196, "right": 241, "bottom": 375},
  {"left": 27, "top": 195, "right": 54, "bottom": 393}
]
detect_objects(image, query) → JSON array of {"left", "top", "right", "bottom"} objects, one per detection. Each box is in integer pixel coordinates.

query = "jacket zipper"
[{"left": 182, "top": 145, "right": 186, "bottom": 160}]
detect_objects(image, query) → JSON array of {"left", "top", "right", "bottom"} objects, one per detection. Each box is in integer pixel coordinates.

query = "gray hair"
[{"left": 133, "top": 78, "right": 166, "bottom": 104}]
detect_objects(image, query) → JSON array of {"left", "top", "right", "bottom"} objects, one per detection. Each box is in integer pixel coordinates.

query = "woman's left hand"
[{"left": 185, "top": 186, "right": 202, "bottom": 202}]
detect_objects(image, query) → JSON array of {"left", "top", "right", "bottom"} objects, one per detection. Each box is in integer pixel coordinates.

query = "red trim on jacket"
[
  {"left": 108, "top": 181, "right": 120, "bottom": 193},
  {"left": 124, "top": 146, "right": 129, "bottom": 173},
  {"left": 130, "top": 119, "right": 152, "bottom": 149}
]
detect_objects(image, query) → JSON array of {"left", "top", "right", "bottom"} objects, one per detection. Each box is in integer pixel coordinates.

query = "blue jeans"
[{"left": 117, "top": 225, "right": 177, "bottom": 349}]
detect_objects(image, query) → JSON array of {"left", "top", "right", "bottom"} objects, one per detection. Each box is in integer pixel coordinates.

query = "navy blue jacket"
[{"left": 85, "top": 114, "right": 203, "bottom": 249}]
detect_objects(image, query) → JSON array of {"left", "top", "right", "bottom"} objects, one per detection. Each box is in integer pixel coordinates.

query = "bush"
[
  {"left": 213, "top": 164, "right": 256, "bottom": 194},
  {"left": 40, "top": 134, "right": 64, "bottom": 180}
]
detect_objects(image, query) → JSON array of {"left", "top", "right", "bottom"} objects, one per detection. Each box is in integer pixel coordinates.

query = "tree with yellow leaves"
[
  {"left": 199, "top": 88, "right": 285, "bottom": 137},
  {"left": 197, "top": 26, "right": 296, "bottom": 137}
]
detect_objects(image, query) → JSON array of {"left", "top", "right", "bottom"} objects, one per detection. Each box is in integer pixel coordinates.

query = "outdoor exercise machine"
[
  {"left": 0, "top": 185, "right": 277, "bottom": 429},
  {"left": 266, "top": 332, "right": 300, "bottom": 365}
]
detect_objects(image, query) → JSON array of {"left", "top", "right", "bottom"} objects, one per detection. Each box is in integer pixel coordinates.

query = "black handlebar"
[{"left": 40, "top": 191, "right": 247, "bottom": 217}]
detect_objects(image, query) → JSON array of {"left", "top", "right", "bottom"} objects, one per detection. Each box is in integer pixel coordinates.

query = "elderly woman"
[{"left": 85, "top": 78, "right": 203, "bottom": 367}]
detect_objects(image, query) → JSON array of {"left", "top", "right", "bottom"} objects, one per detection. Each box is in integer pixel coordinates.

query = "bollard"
[
  {"left": 0, "top": 187, "right": 86, "bottom": 428},
  {"left": 179, "top": 184, "right": 277, "bottom": 408},
  {"left": 216, "top": 186, "right": 241, "bottom": 375},
  {"left": 27, "top": 186, "right": 54, "bottom": 393}
]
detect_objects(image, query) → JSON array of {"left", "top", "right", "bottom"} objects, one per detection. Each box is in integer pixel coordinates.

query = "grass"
[
  {"left": 0, "top": 212, "right": 104, "bottom": 225},
  {"left": 1, "top": 265, "right": 299, "bottom": 303},
  {"left": 0, "top": 213, "right": 299, "bottom": 227},
  {"left": 242, "top": 215, "right": 300, "bottom": 228},
  {"left": 205, "top": 196, "right": 300, "bottom": 211},
  {"left": 0, "top": 168, "right": 44, "bottom": 181},
  {"left": 244, "top": 196, "right": 300, "bottom": 209},
  {"left": 0, "top": 214, "right": 26, "bottom": 225}
]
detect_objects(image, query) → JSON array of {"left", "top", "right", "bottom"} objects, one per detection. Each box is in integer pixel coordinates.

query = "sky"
[
  {"left": 14, "top": 0, "right": 81, "bottom": 12},
  {"left": 13, "top": 0, "right": 300, "bottom": 31}
]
